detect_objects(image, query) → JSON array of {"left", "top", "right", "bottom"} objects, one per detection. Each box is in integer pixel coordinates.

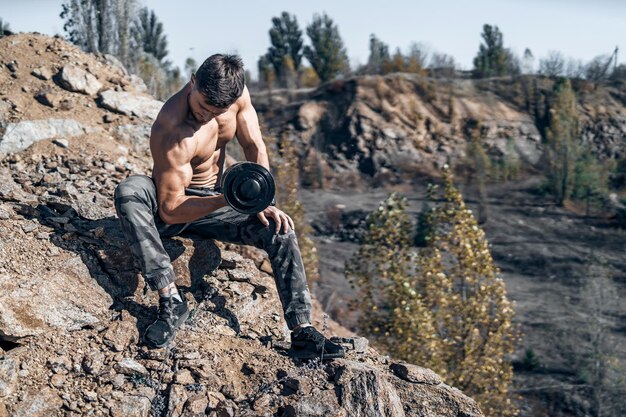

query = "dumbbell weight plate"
[{"left": 221, "top": 162, "right": 276, "bottom": 214}]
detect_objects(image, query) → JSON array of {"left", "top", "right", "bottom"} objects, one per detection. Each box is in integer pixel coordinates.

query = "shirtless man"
[{"left": 114, "top": 54, "right": 344, "bottom": 359}]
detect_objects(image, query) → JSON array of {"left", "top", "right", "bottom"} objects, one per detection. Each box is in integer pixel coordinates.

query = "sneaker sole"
[
  {"left": 144, "top": 308, "right": 190, "bottom": 349},
  {"left": 288, "top": 349, "right": 345, "bottom": 360}
]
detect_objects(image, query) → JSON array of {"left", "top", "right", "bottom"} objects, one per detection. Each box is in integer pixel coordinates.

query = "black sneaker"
[
  {"left": 143, "top": 295, "right": 189, "bottom": 349},
  {"left": 289, "top": 326, "right": 345, "bottom": 360}
]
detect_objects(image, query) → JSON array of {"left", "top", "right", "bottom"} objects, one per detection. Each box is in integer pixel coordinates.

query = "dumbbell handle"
[{"left": 221, "top": 162, "right": 276, "bottom": 214}]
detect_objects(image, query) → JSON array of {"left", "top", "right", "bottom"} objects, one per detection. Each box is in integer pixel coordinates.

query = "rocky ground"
[{"left": 0, "top": 33, "right": 483, "bottom": 416}]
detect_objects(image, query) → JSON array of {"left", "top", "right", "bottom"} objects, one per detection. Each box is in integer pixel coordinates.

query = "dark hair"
[{"left": 195, "top": 54, "right": 245, "bottom": 108}]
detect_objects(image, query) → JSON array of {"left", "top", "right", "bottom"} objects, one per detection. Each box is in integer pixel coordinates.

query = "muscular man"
[{"left": 114, "top": 54, "right": 344, "bottom": 359}]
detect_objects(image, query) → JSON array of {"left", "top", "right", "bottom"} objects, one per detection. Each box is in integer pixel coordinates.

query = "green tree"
[
  {"left": 303, "top": 13, "right": 349, "bottom": 83},
  {"left": 473, "top": 24, "right": 517, "bottom": 78},
  {"left": 544, "top": 78, "right": 579, "bottom": 205},
  {"left": 266, "top": 12, "right": 303, "bottom": 86},
  {"left": 133, "top": 7, "right": 168, "bottom": 63},
  {"left": 184, "top": 57, "right": 197, "bottom": 80},
  {"left": 572, "top": 151, "right": 608, "bottom": 216},
  {"left": 347, "top": 167, "right": 519, "bottom": 417},
  {"left": 0, "top": 17, "right": 12, "bottom": 37},
  {"left": 365, "top": 34, "right": 390, "bottom": 75}
]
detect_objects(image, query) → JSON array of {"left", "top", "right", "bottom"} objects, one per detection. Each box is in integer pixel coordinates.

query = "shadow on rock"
[{"left": 17, "top": 202, "right": 241, "bottom": 338}]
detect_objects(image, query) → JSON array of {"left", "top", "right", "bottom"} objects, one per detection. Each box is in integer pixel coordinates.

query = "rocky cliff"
[
  {"left": 254, "top": 73, "right": 626, "bottom": 188},
  {"left": 0, "top": 33, "right": 483, "bottom": 416}
]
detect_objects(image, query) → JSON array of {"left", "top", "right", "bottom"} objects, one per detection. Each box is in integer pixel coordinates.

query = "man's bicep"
[{"left": 235, "top": 88, "right": 264, "bottom": 150}]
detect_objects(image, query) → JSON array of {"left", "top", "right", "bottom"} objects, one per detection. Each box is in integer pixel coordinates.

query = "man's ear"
[{"left": 190, "top": 73, "right": 196, "bottom": 86}]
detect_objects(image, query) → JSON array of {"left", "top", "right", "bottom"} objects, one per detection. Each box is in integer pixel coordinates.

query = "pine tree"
[
  {"left": 544, "top": 78, "right": 579, "bottom": 205},
  {"left": 133, "top": 7, "right": 168, "bottom": 63},
  {"left": 266, "top": 12, "right": 303, "bottom": 87},
  {"left": 347, "top": 167, "right": 519, "bottom": 417},
  {"left": 473, "top": 24, "right": 515, "bottom": 78},
  {"left": 303, "top": 13, "right": 349, "bottom": 83},
  {"left": 0, "top": 17, "right": 12, "bottom": 37},
  {"left": 365, "top": 34, "right": 390, "bottom": 75}
]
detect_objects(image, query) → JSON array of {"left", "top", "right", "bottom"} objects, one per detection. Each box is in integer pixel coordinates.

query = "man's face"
[{"left": 188, "top": 75, "right": 229, "bottom": 124}]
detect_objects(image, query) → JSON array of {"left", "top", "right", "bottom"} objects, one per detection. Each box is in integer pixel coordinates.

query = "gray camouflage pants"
[{"left": 114, "top": 175, "right": 312, "bottom": 329}]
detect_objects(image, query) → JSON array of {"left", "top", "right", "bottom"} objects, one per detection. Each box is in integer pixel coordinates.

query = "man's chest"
[{"left": 191, "top": 113, "right": 237, "bottom": 163}]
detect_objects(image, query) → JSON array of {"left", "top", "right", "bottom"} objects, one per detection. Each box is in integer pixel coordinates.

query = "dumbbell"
[{"left": 221, "top": 162, "right": 276, "bottom": 214}]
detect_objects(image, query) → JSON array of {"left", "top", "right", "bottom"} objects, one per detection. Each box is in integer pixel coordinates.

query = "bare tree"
[{"left": 539, "top": 50, "right": 566, "bottom": 77}]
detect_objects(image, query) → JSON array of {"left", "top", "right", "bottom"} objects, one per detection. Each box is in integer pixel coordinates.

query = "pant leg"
[
  {"left": 114, "top": 175, "right": 185, "bottom": 291},
  {"left": 184, "top": 207, "right": 313, "bottom": 330}
]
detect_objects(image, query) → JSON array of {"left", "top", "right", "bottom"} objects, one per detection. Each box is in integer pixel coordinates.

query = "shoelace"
[{"left": 157, "top": 297, "right": 178, "bottom": 323}]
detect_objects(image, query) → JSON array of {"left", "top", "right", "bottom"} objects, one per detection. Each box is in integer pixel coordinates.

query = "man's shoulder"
[
  {"left": 152, "top": 84, "right": 193, "bottom": 137},
  {"left": 234, "top": 85, "right": 253, "bottom": 112}
]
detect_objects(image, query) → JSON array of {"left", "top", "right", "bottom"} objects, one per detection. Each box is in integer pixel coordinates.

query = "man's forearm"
[
  {"left": 243, "top": 145, "right": 270, "bottom": 171},
  {"left": 160, "top": 194, "right": 228, "bottom": 225}
]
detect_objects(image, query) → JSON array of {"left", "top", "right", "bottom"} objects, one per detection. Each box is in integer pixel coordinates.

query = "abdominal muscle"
[{"left": 189, "top": 151, "right": 222, "bottom": 189}]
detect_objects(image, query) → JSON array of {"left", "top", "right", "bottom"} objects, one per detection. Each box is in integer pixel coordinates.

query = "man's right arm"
[{"left": 152, "top": 130, "right": 228, "bottom": 225}]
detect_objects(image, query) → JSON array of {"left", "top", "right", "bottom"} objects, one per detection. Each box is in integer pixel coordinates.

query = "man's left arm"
[
  {"left": 235, "top": 87, "right": 270, "bottom": 171},
  {"left": 235, "top": 87, "right": 294, "bottom": 234}
]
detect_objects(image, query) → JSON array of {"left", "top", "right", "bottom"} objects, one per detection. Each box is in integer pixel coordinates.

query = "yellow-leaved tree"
[{"left": 346, "top": 166, "right": 519, "bottom": 417}]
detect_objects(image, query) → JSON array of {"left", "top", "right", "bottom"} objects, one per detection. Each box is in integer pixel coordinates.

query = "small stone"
[
  {"left": 167, "top": 384, "right": 188, "bottom": 417},
  {"left": 83, "top": 390, "right": 98, "bottom": 402},
  {"left": 111, "top": 374, "right": 126, "bottom": 389},
  {"left": 109, "top": 395, "right": 151, "bottom": 417},
  {"left": 389, "top": 362, "right": 442, "bottom": 385},
  {"left": 53, "top": 139, "right": 69, "bottom": 148},
  {"left": 259, "top": 259, "right": 273, "bottom": 274},
  {"left": 82, "top": 351, "right": 105, "bottom": 375},
  {"left": 206, "top": 391, "right": 226, "bottom": 409},
  {"left": 6, "top": 61, "right": 18, "bottom": 72},
  {"left": 50, "top": 374, "right": 66, "bottom": 388},
  {"left": 184, "top": 393, "right": 208, "bottom": 414},
  {"left": 174, "top": 369, "right": 195, "bottom": 385},
  {"left": 114, "top": 358, "right": 148, "bottom": 376},
  {"left": 103, "top": 113, "right": 119, "bottom": 123},
  {"left": 103, "top": 320, "right": 136, "bottom": 352},
  {"left": 219, "top": 251, "right": 243, "bottom": 269},
  {"left": 21, "top": 222, "right": 38, "bottom": 233},
  {"left": 0, "top": 357, "right": 19, "bottom": 398},
  {"left": 0, "top": 207, "right": 10, "bottom": 220},
  {"left": 47, "top": 356, "right": 71, "bottom": 374},
  {"left": 253, "top": 394, "right": 271, "bottom": 410},
  {"left": 31, "top": 66, "right": 53, "bottom": 80},
  {"left": 227, "top": 268, "right": 250, "bottom": 282}
]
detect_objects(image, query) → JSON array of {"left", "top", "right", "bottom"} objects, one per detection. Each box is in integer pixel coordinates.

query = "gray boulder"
[
  {"left": 0, "top": 119, "right": 99, "bottom": 154},
  {"left": 99, "top": 89, "right": 163, "bottom": 120},
  {"left": 56, "top": 65, "right": 103, "bottom": 95}
]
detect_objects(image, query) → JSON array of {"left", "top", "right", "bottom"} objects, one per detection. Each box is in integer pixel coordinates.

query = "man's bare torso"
[{"left": 150, "top": 82, "right": 240, "bottom": 189}]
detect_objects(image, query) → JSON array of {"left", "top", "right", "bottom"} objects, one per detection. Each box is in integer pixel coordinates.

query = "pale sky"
[{"left": 1, "top": 0, "right": 624, "bottom": 79}]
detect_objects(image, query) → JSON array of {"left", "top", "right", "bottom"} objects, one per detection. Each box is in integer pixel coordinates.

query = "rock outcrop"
[
  {"left": 0, "top": 33, "right": 484, "bottom": 416},
  {"left": 255, "top": 75, "right": 626, "bottom": 187}
]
